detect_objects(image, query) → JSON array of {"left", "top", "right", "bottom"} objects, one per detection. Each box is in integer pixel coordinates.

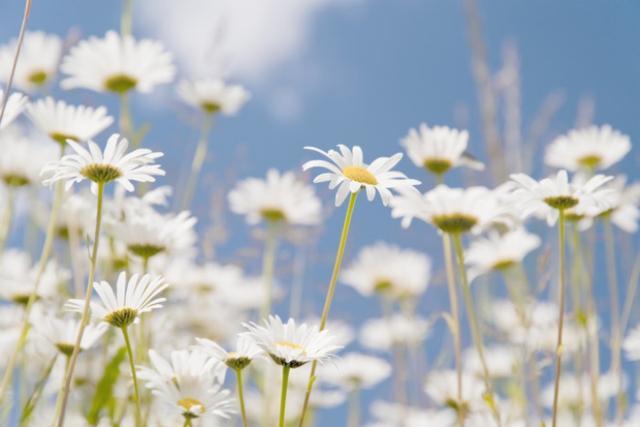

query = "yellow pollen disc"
[
  {"left": 275, "top": 340, "right": 305, "bottom": 351},
  {"left": 178, "top": 397, "right": 204, "bottom": 412},
  {"left": 342, "top": 166, "right": 378, "bottom": 185}
]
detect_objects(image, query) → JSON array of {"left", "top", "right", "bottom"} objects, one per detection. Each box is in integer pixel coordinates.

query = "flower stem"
[
  {"left": 120, "top": 0, "right": 134, "bottom": 36},
  {"left": 182, "top": 417, "right": 193, "bottom": 427},
  {"left": 0, "top": 170, "right": 64, "bottom": 404},
  {"left": 551, "top": 209, "right": 567, "bottom": 427},
  {"left": 119, "top": 93, "right": 133, "bottom": 143},
  {"left": 278, "top": 366, "right": 291, "bottom": 427},
  {"left": 451, "top": 232, "right": 502, "bottom": 426},
  {"left": 441, "top": 233, "right": 464, "bottom": 424},
  {"left": 298, "top": 192, "right": 358, "bottom": 426},
  {"left": 235, "top": 368, "right": 248, "bottom": 427},
  {"left": 121, "top": 326, "right": 142, "bottom": 427},
  {"left": 347, "top": 387, "right": 360, "bottom": 427},
  {"left": 54, "top": 181, "right": 106, "bottom": 427},
  {"left": 180, "top": 114, "right": 214, "bottom": 210},
  {"left": 260, "top": 223, "right": 279, "bottom": 319}
]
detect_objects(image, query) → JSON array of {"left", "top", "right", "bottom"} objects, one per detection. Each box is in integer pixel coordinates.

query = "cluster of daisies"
[{"left": 1, "top": 12, "right": 640, "bottom": 427}]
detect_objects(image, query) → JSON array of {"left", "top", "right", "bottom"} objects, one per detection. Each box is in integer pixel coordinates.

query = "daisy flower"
[
  {"left": 65, "top": 272, "right": 168, "bottom": 328},
  {"left": 243, "top": 316, "right": 341, "bottom": 368},
  {"left": 137, "top": 349, "right": 234, "bottom": 422},
  {"left": 0, "top": 126, "right": 58, "bottom": 187},
  {"left": 341, "top": 242, "right": 431, "bottom": 299},
  {"left": 195, "top": 335, "right": 263, "bottom": 371},
  {"left": 508, "top": 170, "right": 613, "bottom": 225},
  {"left": 0, "top": 250, "right": 69, "bottom": 304},
  {"left": 359, "top": 315, "right": 430, "bottom": 352},
  {"left": 390, "top": 185, "right": 510, "bottom": 234},
  {"left": 27, "top": 97, "right": 113, "bottom": 145},
  {"left": 320, "top": 352, "right": 391, "bottom": 390},
  {"left": 464, "top": 228, "right": 540, "bottom": 281},
  {"left": 424, "top": 370, "right": 486, "bottom": 415},
  {"left": 0, "top": 90, "right": 28, "bottom": 130},
  {"left": 33, "top": 314, "right": 107, "bottom": 357},
  {"left": 177, "top": 78, "right": 250, "bottom": 115},
  {"left": 0, "top": 32, "right": 62, "bottom": 92},
  {"left": 302, "top": 145, "right": 419, "bottom": 206},
  {"left": 623, "top": 325, "right": 640, "bottom": 361},
  {"left": 228, "top": 169, "right": 322, "bottom": 225},
  {"left": 41, "top": 133, "right": 165, "bottom": 193},
  {"left": 598, "top": 176, "right": 640, "bottom": 233},
  {"left": 545, "top": 125, "right": 631, "bottom": 171},
  {"left": 61, "top": 31, "right": 175, "bottom": 94},
  {"left": 401, "top": 123, "right": 484, "bottom": 175}
]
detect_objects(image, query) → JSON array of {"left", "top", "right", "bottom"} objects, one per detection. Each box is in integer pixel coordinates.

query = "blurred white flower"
[
  {"left": 61, "top": 31, "right": 175, "bottom": 94},
  {"left": 424, "top": 370, "right": 486, "bottom": 415},
  {"left": 463, "top": 345, "right": 519, "bottom": 379},
  {"left": 342, "top": 242, "right": 431, "bottom": 299},
  {"left": 0, "top": 126, "right": 58, "bottom": 187},
  {"left": 360, "top": 314, "right": 430, "bottom": 351},
  {"left": 0, "top": 90, "right": 28, "bottom": 129},
  {"left": 368, "top": 400, "right": 455, "bottom": 427},
  {"left": 0, "top": 250, "right": 68, "bottom": 304},
  {"left": 228, "top": 169, "right": 322, "bottom": 225},
  {"left": 401, "top": 123, "right": 483, "bottom": 175},
  {"left": 33, "top": 313, "right": 107, "bottom": 356},
  {"left": 545, "top": 125, "right": 631, "bottom": 171},
  {"left": 303, "top": 145, "right": 419, "bottom": 206},
  {"left": 541, "top": 371, "right": 623, "bottom": 409},
  {"left": 195, "top": 335, "right": 262, "bottom": 370},
  {"left": 320, "top": 352, "right": 391, "bottom": 390},
  {"left": 177, "top": 78, "right": 250, "bottom": 115},
  {"left": 0, "top": 32, "right": 62, "bottom": 92},
  {"left": 623, "top": 325, "right": 640, "bottom": 361},
  {"left": 599, "top": 176, "right": 640, "bottom": 233},
  {"left": 27, "top": 97, "right": 113, "bottom": 145}
]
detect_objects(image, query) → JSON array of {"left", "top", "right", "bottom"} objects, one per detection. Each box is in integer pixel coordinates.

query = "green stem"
[
  {"left": 119, "top": 93, "right": 133, "bottom": 144},
  {"left": 347, "top": 387, "right": 360, "bottom": 427},
  {"left": 54, "top": 181, "right": 106, "bottom": 427},
  {"left": 298, "top": 192, "right": 358, "bottom": 427},
  {"left": 451, "top": 232, "right": 502, "bottom": 427},
  {"left": 0, "top": 142, "right": 65, "bottom": 403},
  {"left": 551, "top": 209, "right": 567, "bottom": 427},
  {"left": 260, "top": 224, "right": 279, "bottom": 319},
  {"left": 120, "top": 0, "right": 134, "bottom": 36},
  {"left": 182, "top": 417, "right": 193, "bottom": 427},
  {"left": 121, "top": 326, "right": 142, "bottom": 427},
  {"left": 180, "top": 114, "right": 214, "bottom": 210},
  {"left": 19, "top": 355, "right": 57, "bottom": 426},
  {"left": 278, "top": 366, "right": 291, "bottom": 427},
  {"left": 0, "top": 187, "right": 15, "bottom": 251},
  {"left": 236, "top": 369, "right": 248, "bottom": 427}
]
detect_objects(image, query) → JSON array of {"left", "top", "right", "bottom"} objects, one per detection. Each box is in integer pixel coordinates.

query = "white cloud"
[{"left": 136, "top": 0, "right": 353, "bottom": 84}]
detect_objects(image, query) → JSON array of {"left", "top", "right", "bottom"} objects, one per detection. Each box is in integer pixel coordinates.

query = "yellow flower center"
[
  {"left": 200, "top": 101, "right": 221, "bottom": 114},
  {"left": 49, "top": 132, "right": 80, "bottom": 146},
  {"left": 275, "top": 340, "right": 305, "bottom": 351},
  {"left": 178, "top": 397, "right": 204, "bottom": 414},
  {"left": 423, "top": 158, "right": 452, "bottom": 175},
  {"left": 104, "top": 307, "right": 138, "bottom": 328},
  {"left": 342, "top": 166, "right": 378, "bottom": 185},
  {"left": 260, "top": 207, "right": 287, "bottom": 222},
  {"left": 543, "top": 196, "right": 579, "bottom": 210},
  {"left": 432, "top": 214, "right": 478, "bottom": 234},
  {"left": 577, "top": 154, "right": 602, "bottom": 169},
  {"left": 27, "top": 70, "right": 48, "bottom": 86},
  {"left": 128, "top": 244, "right": 165, "bottom": 260},
  {"left": 80, "top": 163, "right": 123, "bottom": 184},
  {"left": 104, "top": 73, "right": 138, "bottom": 94}
]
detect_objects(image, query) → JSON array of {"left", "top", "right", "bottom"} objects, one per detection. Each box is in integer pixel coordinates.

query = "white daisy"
[
  {"left": 243, "top": 315, "right": 341, "bottom": 368},
  {"left": 27, "top": 97, "right": 113, "bottom": 145},
  {"left": 401, "top": 123, "right": 484, "bottom": 175},
  {"left": 463, "top": 345, "right": 519, "bottom": 379},
  {"left": 0, "top": 31, "right": 62, "bottom": 92},
  {"left": 41, "top": 133, "right": 165, "bottom": 193},
  {"left": 390, "top": 185, "right": 511, "bottom": 233},
  {"left": 369, "top": 400, "right": 455, "bottom": 427},
  {"left": 341, "top": 242, "right": 431, "bottom": 299},
  {"left": 599, "top": 176, "right": 640, "bottom": 233},
  {"left": 0, "top": 126, "right": 58, "bottom": 187},
  {"left": 61, "top": 31, "right": 175, "bottom": 94},
  {"left": 623, "top": 325, "right": 640, "bottom": 361},
  {"left": 508, "top": 170, "right": 613, "bottom": 225},
  {"left": 464, "top": 228, "right": 540, "bottom": 281},
  {"left": 33, "top": 313, "right": 107, "bottom": 357},
  {"left": 359, "top": 315, "right": 430, "bottom": 351},
  {"left": 320, "top": 352, "right": 391, "bottom": 390},
  {"left": 424, "top": 370, "right": 486, "bottom": 414},
  {"left": 0, "top": 250, "right": 69, "bottom": 304},
  {"left": 195, "top": 335, "right": 262, "bottom": 371},
  {"left": 228, "top": 169, "right": 322, "bottom": 225},
  {"left": 137, "top": 349, "right": 234, "bottom": 422},
  {"left": 302, "top": 145, "right": 420, "bottom": 206},
  {"left": 0, "top": 90, "right": 28, "bottom": 129},
  {"left": 545, "top": 125, "right": 631, "bottom": 171},
  {"left": 65, "top": 272, "right": 168, "bottom": 328},
  {"left": 177, "top": 78, "right": 250, "bottom": 115}
]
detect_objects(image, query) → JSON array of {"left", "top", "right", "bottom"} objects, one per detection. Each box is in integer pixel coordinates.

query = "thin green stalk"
[
  {"left": 0, "top": 170, "right": 64, "bottom": 404},
  {"left": 119, "top": 93, "right": 133, "bottom": 143},
  {"left": 121, "top": 326, "right": 142, "bottom": 427},
  {"left": 54, "top": 182, "right": 106, "bottom": 427},
  {"left": 235, "top": 368, "right": 248, "bottom": 427},
  {"left": 180, "top": 114, "right": 214, "bottom": 210},
  {"left": 347, "top": 387, "right": 360, "bottom": 427},
  {"left": 0, "top": 187, "right": 15, "bottom": 251},
  {"left": 260, "top": 223, "right": 279, "bottom": 319},
  {"left": 182, "top": 417, "right": 193, "bottom": 427},
  {"left": 298, "top": 192, "right": 358, "bottom": 427},
  {"left": 442, "top": 233, "right": 464, "bottom": 425},
  {"left": 603, "top": 217, "right": 624, "bottom": 425},
  {"left": 551, "top": 209, "right": 567, "bottom": 427},
  {"left": 120, "top": 0, "right": 134, "bottom": 36},
  {"left": 451, "top": 233, "right": 502, "bottom": 426},
  {"left": 279, "top": 366, "right": 291, "bottom": 427},
  {"left": 19, "top": 355, "right": 57, "bottom": 426}
]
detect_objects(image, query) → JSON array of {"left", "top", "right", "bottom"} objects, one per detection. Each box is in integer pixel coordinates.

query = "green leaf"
[
  {"left": 20, "top": 355, "right": 57, "bottom": 425},
  {"left": 87, "top": 346, "right": 127, "bottom": 425}
]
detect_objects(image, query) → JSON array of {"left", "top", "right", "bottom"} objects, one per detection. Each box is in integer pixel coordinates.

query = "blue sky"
[{"left": 2, "top": 0, "right": 640, "bottom": 424}]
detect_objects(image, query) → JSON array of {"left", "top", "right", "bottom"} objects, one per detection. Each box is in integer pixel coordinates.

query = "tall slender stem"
[
  {"left": 55, "top": 182, "right": 106, "bottom": 427},
  {"left": 119, "top": 93, "right": 133, "bottom": 143},
  {"left": 451, "top": 233, "right": 502, "bottom": 426},
  {"left": 260, "top": 224, "right": 279, "bottom": 319},
  {"left": 278, "top": 366, "right": 291, "bottom": 427},
  {"left": 181, "top": 114, "right": 214, "bottom": 210},
  {"left": 441, "top": 233, "right": 464, "bottom": 423},
  {"left": 0, "top": 187, "right": 15, "bottom": 251},
  {"left": 298, "top": 192, "right": 358, "bottom": 427},
  {"left": 0, "top": 159, "right": 65, "bottom": 404},
  {"left": 120, "top": 0, "right": 134, "bottom": 36},
  {"left": 551, "top": 209, "right": 567, "bottom": 427},
  {"left": 121, "top": 326, "right": 142, "bottom": 427},
  {"left": 235, "top": 369, "right": 248, "bottom": 427},
  {"left": 347, "top": 387, "right": 360, "bottom": 427},
  {"left": 182, "top": 417, "right": 193, "bottom": 427}
]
